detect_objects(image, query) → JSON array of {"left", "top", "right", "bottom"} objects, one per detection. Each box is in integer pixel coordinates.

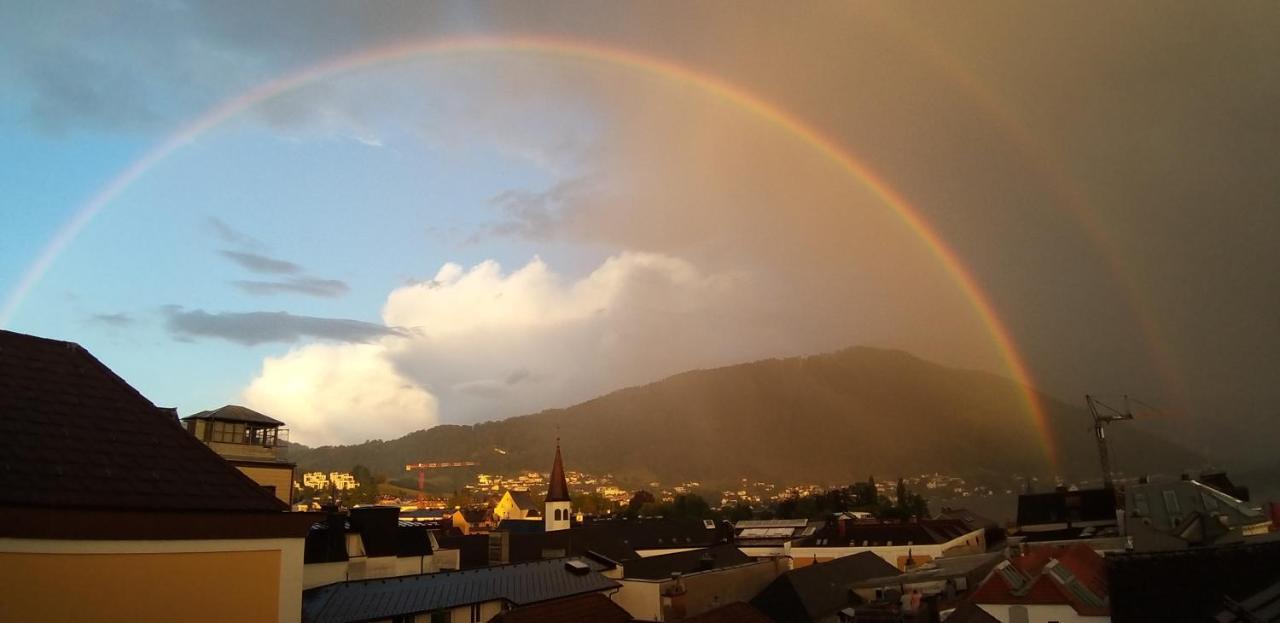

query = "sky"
[{"left": 1, "top": 2, "right": 1277, "bottom": 462}]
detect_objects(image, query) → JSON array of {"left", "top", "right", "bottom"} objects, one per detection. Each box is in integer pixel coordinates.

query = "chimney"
[
  {"left": 663, "top": 572, "right": 688, "bottom": 620},
  {"left": 838, "top": 518, "right": 847, "bottom": 539}
]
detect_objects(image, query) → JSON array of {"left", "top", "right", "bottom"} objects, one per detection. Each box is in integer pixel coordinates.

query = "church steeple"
[
  {"left": 546, "top": 438, "right": 571, "bottom": 503},
  {"left": 545, "top": 438, "right": 572, "bottom": 531}
]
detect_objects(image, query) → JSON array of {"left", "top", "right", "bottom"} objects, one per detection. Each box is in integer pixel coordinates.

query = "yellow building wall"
[
  {"left": 237, "top": 464, "right": 295, "bottom": 505},
  {"left": 0, "top": 549, "right": 281, "bottom": 623}
]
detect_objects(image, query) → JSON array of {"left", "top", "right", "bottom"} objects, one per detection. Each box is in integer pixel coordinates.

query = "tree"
[
  {"left": 626, "top": 490, "right": 656, "bottom": 518},
  {"left": 720, "top": 502, "right": 755, "bottom": 522}
]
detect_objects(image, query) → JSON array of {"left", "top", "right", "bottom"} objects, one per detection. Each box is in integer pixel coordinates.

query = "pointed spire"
[{"left": 545, "top": 438, "right": 570, "bottom": 502}]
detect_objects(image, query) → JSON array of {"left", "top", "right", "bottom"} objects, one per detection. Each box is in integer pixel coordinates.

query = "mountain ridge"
[{"left": 291, "top": 346, "right": 1201, "bottom": 488}]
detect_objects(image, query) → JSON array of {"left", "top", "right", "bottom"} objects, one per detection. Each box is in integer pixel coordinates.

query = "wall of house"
[
  {"left": 493, "top": 493, "right": 529, "bottom": 520},
  {"left": 977, "top": 603, "right": 1110, "bottom": 623},
  {"left": 304, "top": 561, "right": 348, "bottom": 589},
  {"left": 0, "top": 536, "right": 304, "bottom": 623},
  {"left": 613, "top": 579, "right": 664, "bottom": 621},
  {"left": 237, "top": 464, "right": 295, "bottom": 505},
  {"left": 209, "top": 439, "right": 279, "bottom": 462},
  {"left": 635, "top": 547, "right": 705, "bottom": 558},
  {"left": 672, "top": 559, "right": 786, "bottom": 619},
  {"left": 745, "top": 527, "right": 985, "bottom": 569},
  {"left": 348, "top": 554, "right": 399, "bottom": 581},
  {"left": 612, "top": 560, "right": 786, "bottom": 621},
  {"left": 434, "top": 548, "right": 461, "bottom": 571}
]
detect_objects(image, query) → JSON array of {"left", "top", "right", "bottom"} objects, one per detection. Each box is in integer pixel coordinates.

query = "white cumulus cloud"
[
  {"left": 242, "top": 342, "right": 438, "bottom": 446},
  {"left": 242, "top": 251, "right": 775, "bottom": 445}
]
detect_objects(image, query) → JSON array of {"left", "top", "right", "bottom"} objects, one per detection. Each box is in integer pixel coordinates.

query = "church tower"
[{"left": 545, "top": 439, "right": 572, "bottom": 532}]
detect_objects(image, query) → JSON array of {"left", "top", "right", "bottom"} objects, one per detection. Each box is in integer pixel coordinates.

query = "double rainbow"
[{"left": 0, "top": 35, "right": 1057, "bottom": 466}]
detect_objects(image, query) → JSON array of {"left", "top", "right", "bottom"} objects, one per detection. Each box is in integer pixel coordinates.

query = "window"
[
  {"left": 1009, "top": 605, "right": 1029, "bottom": 623},
  {"left": 470, "top": 604, "right": 482, "bottom": 622},
  {"left": 1132, "top": 492, "right": 1149, "bottom": 517},
  {"left": 430, "top": 610, "right": 451, "bottom": 623}
]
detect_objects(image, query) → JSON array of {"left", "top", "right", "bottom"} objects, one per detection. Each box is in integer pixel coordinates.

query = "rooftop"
[
  {"left": 181, "top": 404, "right": 284, "bottom": 426},
  {"left": 969, "top": 543, "right": 1108, "bottom": 616},
  {"left": 621, "top": 543, "right": 754, "bottom": 580},
  {"left": 301, "top": 557, "right": 619, "bottom": 623},
  {"left": 0, "top": 329, "right": 285, "bottom": 514},
  {"left": 752, "top": 551, "right": 901, "bottom": 622},
  {"left": 490, "top": 593, "right": 633, "bottom": 623}
]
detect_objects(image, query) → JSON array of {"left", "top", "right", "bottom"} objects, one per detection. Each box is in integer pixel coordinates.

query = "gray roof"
[
  {"left": 182, "top": 404, "right": 284, "bottom": 426},
  {"left": 302, "top": 557, "right": 618, "bottom": 623},
  {"left": 850, "top": 551, "right": 1005, "bottom": 587}
]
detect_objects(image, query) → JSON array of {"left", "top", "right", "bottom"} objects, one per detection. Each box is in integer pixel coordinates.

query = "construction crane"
[
  {"left": 1084, "top": 394, "right": 1137, "bottom": 490},
  {"left": 404, "top": 461, "right": 479, "bottom": 494}
]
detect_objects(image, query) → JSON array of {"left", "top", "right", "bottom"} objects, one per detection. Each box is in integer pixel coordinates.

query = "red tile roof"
[
  {"left": 491, "top": 593, "right": 633, "bottom": 623},
  {"left": 969, "top": 543, "right": 1109, "bottom": 616},
  {"left": 0, "top": 330, "right": 286, "bottom": 513}
]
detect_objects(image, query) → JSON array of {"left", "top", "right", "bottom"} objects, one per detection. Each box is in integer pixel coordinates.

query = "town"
[{"left": 3, "top": 329, "right": 1278, "bottom": 622}]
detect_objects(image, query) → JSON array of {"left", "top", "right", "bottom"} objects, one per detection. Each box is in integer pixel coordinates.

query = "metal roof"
[
  {"left": 182, "top": 404, "right": 284, "bottom": 426},
  {"left": 302, "top": 557, "right": 618, "bottom": 623}
]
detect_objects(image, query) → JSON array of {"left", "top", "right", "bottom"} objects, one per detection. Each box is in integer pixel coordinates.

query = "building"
[
  {"left": 0, "top": 329, "right": 318, "bottom": 622},
  {"left": 1015, "top": 487, "right": 1119, "bottom": 543},
  {"left": 968, "top": 542, "right": 1110, "bottom": 623},
  {"left": 747, "top": 517, "right": 986, "bottom": 569},
  {"left": 750, "top": 550, "right": 902, "bottom": 622},
  {"left": 493, "top": 490, "right": 541, "bottom": 522},
  {"left": 491, "top": 517, "right": 733, "bottom": 566},
  {"left": 733, "top": 518, "right": 820, "bottom": 548},
  {"left": 452, "top": 506, "right": 496, "bottom": 534},
  {"left": 1107, "top": 536, "right": 1280, "bottom": 623},
  {"left": 545, "top": 440, "right": 572, "bottom": 532},
  {"left": 181, "top": 404, "right": 296, "bottom": 505},
  {"left": 302, "top": 506, "right": 460, "bottom": 589},
  {"left": 610, "top": 543, "right": 787, "bottom": 621},
  {"left": 1124, "top": 476, "right": 1270, "bottom": 543},
  {"left": 849, "top": 551, "right": 1005, "bottom": 607},
  {"left": 301, "top": 556, "right": 621, "bottom": 623}
]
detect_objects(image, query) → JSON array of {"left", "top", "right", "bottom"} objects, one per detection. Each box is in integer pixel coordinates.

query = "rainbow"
[
  {"left": 0, "top": 34, "right": 1058, "bottom": 466},
  {"left": 865, "top": 6, "right": 1189, "bottom": 409}
]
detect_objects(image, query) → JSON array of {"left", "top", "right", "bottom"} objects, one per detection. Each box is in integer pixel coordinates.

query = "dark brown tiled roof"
[
  {"left": 622, "top": 544, "right": 753, "bottom": 580},
  {"left": 0, "top": 330, "right": 285, "bottom": 512},
  {"left": 491, "top": 593, "right": 633, "bottom": 623},
  {"left": 182, "top": 404, "right": 284, "bottom": 426},
  {"left": 682, "top": 602, "right": 775, "bottom": 623},
  {"left": 546, "top": 442, "right": 570, "bottom": 502}
]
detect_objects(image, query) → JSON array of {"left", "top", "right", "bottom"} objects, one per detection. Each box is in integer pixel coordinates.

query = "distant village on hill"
[{"left": 3, "top": 329, "right": 1279, "bottom": 622}]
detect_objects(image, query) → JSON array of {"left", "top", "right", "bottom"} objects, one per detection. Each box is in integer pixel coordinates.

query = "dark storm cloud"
[
  {"left": 163, "top": 307, "right": 402, "bottom": 345},
  {"left": 232, "top": 277, "right": 350, "bottom": 298},
  {"left": 218, "top": 250, "right": 303, "bottom": 275}
]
